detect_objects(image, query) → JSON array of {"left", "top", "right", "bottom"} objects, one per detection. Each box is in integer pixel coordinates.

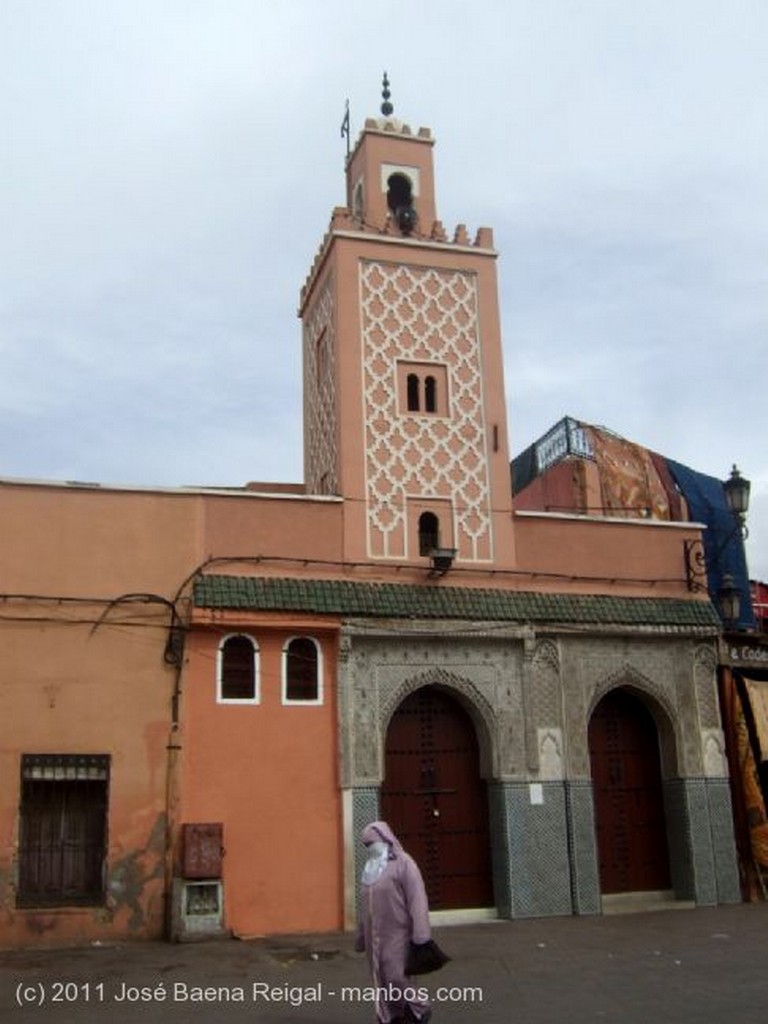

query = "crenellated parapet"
[
  {"left": 359, "top": 115, "right": 433, "bottom": 140},
  {"left": 299, "top": 205, "right": 495, "bottom": 311}
]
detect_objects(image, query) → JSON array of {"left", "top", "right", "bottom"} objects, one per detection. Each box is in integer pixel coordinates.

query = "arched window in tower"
[
  {"left": 352, "top": 181, "right": 364, "bottom": 221},
  {"left": 407, "top": 373, "right": 420, "bottom": 412},
  {"left": 386, "top": 172, "right": 417, "bottom": 235},
  {"left": 424, "top": 375, "right": 437, "bottom": 413},
  {"left": 386, "top": 172, "right": 412, "bottom": 213},
  {"left": 315, "top": 328, "right": 328, "bottom": 387},
  {"left": 398, "top": 362, "right": 449, "bottom": 417},
  {"left": 418, "top": 512, "right": 440, "bottom": 557}
]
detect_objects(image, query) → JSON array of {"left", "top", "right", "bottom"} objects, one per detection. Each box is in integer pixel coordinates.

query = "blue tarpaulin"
[{"left": 665, "top": 459, "right": 755, "bottom": 631}]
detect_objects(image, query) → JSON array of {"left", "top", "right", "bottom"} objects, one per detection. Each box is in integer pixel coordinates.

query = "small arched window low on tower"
[
  {"left": 217, "top": 634, "right": 259, "bottom": 703},
  {"left": 283, "top": 636, "right": 323, "bottom": 704},
  {"left": 418, "top": 512, "right": 440, "bottom": 557}
]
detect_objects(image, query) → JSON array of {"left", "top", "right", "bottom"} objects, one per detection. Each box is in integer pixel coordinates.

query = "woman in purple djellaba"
[{"left": 355, "top": 821, "right": 433, "bottom": 1024}]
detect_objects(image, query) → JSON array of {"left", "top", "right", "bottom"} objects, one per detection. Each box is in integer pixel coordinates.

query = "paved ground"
[{"left": 1, "top": 903, "right": 767, "bottom": 1024}]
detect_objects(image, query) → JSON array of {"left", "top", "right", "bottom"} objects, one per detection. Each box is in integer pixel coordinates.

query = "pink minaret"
[{"left": 300, "top": 77, "right": 516, "bottom": 571}]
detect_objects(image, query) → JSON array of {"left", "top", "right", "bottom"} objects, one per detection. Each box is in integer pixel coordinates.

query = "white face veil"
[{"left": 362, "top": 840, "right": 390, "bottom": 885}]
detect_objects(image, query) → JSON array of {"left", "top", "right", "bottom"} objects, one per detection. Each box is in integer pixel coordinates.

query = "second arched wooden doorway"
[{"left": 589, "top": 688, "right": 672, "bottom": 894}]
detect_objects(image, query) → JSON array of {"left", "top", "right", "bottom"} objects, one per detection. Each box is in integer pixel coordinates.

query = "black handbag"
[{"left": 406, "top": 939, "right": 451, "bottom": 976}]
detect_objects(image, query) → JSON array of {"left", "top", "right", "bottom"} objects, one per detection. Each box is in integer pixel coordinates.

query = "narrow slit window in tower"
[
  {"left": 407, "top": 373, "right": 420, "bottom": 412},
  {"left": 425, "top": 375, "right": 437, "bottom": 413}
]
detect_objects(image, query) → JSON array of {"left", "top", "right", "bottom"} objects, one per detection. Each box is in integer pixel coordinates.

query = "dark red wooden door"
[
  {"left": 589, "top": 689, "right": 671, "bottom": 894},
  {"left": 381, "top": 686, "right": 494, "bottom": 909}
]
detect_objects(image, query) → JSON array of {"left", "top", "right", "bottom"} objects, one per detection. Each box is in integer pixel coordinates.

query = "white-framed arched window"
[
  {"left": 282, "top": 636, "right": 323, "bottom": 705},
  {"left": 216, "top": 633, "right": 260, "bottom": 704}
]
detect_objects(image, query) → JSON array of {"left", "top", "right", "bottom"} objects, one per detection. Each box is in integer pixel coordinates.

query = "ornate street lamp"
[
  {"left": 718, "top": 572, "right": 741, "bottom": 628},
  {"left": 723, "top": 464, "right": 751, "bottom": 537}
]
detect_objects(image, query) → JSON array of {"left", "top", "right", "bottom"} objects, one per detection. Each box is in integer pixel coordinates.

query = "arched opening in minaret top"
[{"left": 386, "top": 172, "right": 413, "bottom": 214}]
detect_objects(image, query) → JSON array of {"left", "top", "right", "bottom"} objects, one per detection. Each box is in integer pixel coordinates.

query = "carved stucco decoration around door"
[
  {"left": 577, "top": 662, "right": 681, "bottom": 779},
  {"left": 378, "top": 668, "right": 498, "bottom": 781}
]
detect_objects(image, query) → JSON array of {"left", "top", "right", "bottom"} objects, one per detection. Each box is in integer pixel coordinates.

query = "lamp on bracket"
[
  {"left": 429, "top": 547, "right": 457, "bottom": 577},
  {"left": 718, "top": 572, "right": 741, "bottom": 628},
  {"left": 722, "top": 464, "right": 750, "bottom": 538}
]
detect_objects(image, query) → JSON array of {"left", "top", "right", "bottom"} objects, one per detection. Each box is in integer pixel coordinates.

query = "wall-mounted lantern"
[
  {"left": 722, "top": 464, "right": 751, "bottom": 537},
  {"left": 718, "top": 572, "right": 741, "bottom": 628},
  {"left": 429, "top": 548, "right": 457, "bottom": 577}
]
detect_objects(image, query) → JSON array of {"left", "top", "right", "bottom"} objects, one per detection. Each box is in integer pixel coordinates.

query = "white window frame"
[
  {"left": 216, "top": 633, "right": 260, "bottom": 705},
  {"left": 281, "top": 635, "right": 324, "bottom": 706}
]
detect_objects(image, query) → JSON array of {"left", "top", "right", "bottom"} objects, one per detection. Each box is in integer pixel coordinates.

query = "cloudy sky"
[{"left": 3, "top": 1, "right": 767, "bottom": 579}]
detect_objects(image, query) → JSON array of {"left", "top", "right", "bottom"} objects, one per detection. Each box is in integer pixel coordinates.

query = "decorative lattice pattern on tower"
[
  {"left": 360, "top": 260, "right": 492, "bottom": 561},
  {"left": 303, "top": 275, "right": 338, "bottom": 494}
]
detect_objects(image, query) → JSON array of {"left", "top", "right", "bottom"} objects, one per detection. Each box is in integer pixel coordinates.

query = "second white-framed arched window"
[
  {"left": 282, "top": 636, "right": 323, "bottom": 705},
  {"left": 217, "top": 633, "right": 260, "bottom": 704}
]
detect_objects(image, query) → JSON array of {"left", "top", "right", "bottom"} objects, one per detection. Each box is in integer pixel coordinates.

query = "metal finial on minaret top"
[{"left": 381, "top": 72, "right": 394, "bottom": 117}]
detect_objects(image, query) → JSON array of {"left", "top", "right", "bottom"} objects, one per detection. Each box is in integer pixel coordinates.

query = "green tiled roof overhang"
[{"left": 193, "top": 575, "right": 720, "bottom": 629}]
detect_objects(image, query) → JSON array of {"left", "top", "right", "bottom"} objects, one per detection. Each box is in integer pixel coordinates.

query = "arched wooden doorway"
[
  {"left": 589, "top": 688, "right": 672, "bottom": 894},
  {"left": 381, "top": 685, "right": 494, "bottom": 909}
]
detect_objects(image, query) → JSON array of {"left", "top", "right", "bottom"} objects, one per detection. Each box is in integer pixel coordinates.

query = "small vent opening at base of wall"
[
  {"left": 171, "top": 879, "right": 226, "bottom": 940},
  {"left": 186, "top": 882, "right": 220, "bottom": 916}
]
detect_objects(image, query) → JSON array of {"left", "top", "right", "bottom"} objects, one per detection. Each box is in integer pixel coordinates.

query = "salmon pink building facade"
[{"left": 0, "top": 92, "right": 743, "bottom": 948}]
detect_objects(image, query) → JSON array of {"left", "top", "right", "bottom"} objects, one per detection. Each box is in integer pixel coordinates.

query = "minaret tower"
[{"left": 300, "top": 76, "right": 516, "bottom": 571}]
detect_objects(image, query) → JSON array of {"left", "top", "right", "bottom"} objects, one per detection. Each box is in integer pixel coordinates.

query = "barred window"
[{"left": 18, "top": 754, "right": 109, "bottom": 908}]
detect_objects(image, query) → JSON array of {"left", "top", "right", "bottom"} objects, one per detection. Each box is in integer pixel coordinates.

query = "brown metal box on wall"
[{"left": 181, "top": 823, "right": 223, "bottom": 879}]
